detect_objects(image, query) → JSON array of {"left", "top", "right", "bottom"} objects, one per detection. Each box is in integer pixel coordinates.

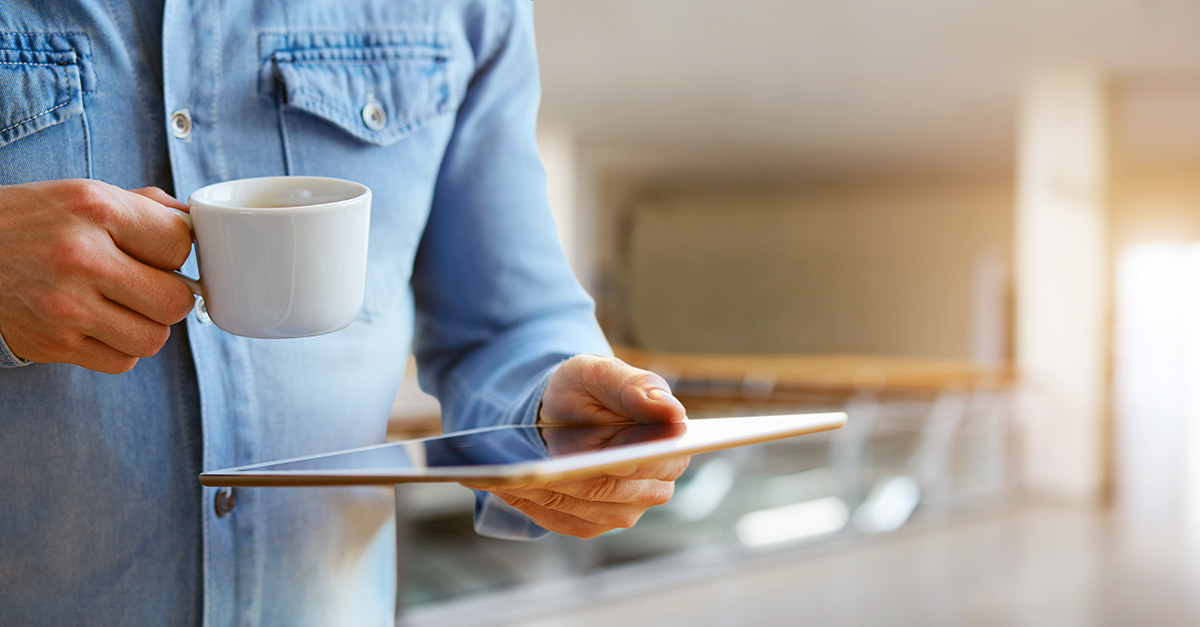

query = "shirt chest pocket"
[
  {"left": 259, "top": 31, "right": 458, "bottom": 322},
  {"left": 0, "top": 33, "right": 93, "bottom": 184},
  {"left": 260, "top": 31, "right": 454, "bottom": 166}
]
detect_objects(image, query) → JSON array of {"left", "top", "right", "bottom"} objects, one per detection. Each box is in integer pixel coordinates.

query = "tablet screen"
[{"left": 199, "top": 413, "right": 846, "bottom": 487}]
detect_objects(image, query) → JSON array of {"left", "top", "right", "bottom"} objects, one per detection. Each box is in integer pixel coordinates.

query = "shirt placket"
[{"left": 162, "top": 1, "right": 261, "bottom": 625}]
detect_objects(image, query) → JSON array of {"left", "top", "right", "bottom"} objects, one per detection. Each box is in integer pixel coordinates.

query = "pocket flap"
[
  {"left": 0, "top": 48, "right": 85, "bottom": 148},
  {"left": 266, "top": 33, "right": 453, "bottom": 147}
]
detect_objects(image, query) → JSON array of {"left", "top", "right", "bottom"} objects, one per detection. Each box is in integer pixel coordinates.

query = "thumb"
[{"left": 572, "top": 356, "right": 687, "bottom": 424}]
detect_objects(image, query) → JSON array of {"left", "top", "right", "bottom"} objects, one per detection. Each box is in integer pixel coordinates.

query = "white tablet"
[{"left": 198, "top": 412, "right": 846, "bottom": 487}]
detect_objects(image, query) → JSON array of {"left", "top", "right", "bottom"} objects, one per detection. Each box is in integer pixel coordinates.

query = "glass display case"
[{"left": 395, "top": 380, "right": 1014, "bottom": 626}]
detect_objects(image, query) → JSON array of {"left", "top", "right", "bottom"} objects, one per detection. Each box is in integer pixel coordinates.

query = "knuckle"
[
  {"left": 539, "top": 491, "right": 570, "bottom": 511},
  {"left": 587, "top": 355, "right": 616, "bottom": 379},
  {"left": 54, "top": 236, "right": 103, "bottom": 274},
  {"left": 567, "top": 354, "right": 606, "bottom": 381},
  {"left": 61, "top": 331, "right": 89, "bottom": 353},
  {"left": 647, "top": 484, "right": 675, "bottom": 506},
  {"left": 492, "top": 490, "right": 520, "bottom": 504},
  {"left": 66, "top": 180, "right": 115, "bottom": 222},
  {"left": 582, "top": 477, "right": 617, "bottom": 502},
  {"left": 162, "top": 229, "right": 193, "bottom": 270},
  {"left": 42, "top": 330, "right": 84, "bottom": 358},
  {"left": 32, "top": 290, "right": 85, "bottom": 324},
  {"left": 137, "top": 324, "right": 171, "bottom": 358},
  {"left": 104, "top": 356, "right": 139, "bottom": 375},
  {"left": 620, "top": 365, "right": 667, "bottom": 398},
  {"left": 165, "top": 283, "right": 197, "bottom": 321},
  {"left": 634, "top": 370, "right": 669, "bottom": 392}
]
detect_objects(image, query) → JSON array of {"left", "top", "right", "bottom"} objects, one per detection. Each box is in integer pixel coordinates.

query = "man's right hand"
[{"left": 0, "top": 179, "right": 197, "bottom": 374}]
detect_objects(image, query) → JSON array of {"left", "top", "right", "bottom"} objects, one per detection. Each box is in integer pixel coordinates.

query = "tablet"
[{"left": 198, "top": 412, "right": 846, "bottom": 487}]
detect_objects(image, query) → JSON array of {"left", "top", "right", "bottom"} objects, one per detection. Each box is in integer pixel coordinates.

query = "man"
[{"left": 0, "top": 1, "right": 686, "bottom": 625}]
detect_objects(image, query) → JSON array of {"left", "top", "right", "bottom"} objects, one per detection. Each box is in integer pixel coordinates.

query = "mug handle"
[{"left": 169, "top": 208, "right": 204, "bottom": 297}]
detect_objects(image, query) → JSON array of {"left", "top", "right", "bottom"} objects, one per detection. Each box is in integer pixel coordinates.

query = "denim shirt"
[{"left": 0, "top": 1, "right": 610, "bottom": 625}]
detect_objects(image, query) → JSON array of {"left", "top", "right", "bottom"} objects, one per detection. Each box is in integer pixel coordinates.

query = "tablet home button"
[{"left": 214, "top": 487, "right": 236, "bottom": 517}]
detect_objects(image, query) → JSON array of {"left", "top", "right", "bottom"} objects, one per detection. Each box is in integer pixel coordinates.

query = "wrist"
[{"left": 0, "top": 324, "right": 32, "bottom": 367}]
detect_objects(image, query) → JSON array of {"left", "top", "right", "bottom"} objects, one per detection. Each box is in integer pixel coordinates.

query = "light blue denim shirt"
[{"left": 0, "top": 1, "right": 610, "bottom": 625}]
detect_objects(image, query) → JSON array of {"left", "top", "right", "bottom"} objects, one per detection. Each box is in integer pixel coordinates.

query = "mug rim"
[{"left": 188, "top": 176, "right": 371, "bottom": 213}]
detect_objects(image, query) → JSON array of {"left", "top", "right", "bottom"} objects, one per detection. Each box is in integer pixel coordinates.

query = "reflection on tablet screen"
[{"left": 252, "top": 422, "right": 690, "bottom": 473}]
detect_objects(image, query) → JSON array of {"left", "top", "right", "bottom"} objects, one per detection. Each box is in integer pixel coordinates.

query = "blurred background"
[{"left": 391, "top": 1, "right": 1200, "bottom": 624}]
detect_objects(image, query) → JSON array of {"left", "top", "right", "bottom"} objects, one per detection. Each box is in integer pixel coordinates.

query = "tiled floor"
[{"left": 518, "top": 505, "right": 1200, "bottom": 627}]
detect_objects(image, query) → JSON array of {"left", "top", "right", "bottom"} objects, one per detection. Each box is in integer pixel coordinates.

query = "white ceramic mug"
[{"left": 173, "top": 176, "right": 371, "bottom": 339}]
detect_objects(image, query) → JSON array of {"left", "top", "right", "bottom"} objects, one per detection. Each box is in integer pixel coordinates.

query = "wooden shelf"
[{"left": 614, "top": 346, "right": 1015, "bottom": 395}]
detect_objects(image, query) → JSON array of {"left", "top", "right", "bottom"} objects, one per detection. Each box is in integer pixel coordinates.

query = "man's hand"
[
  {"left": 0, "top": 180, "right": 196, "bottom": 374},
  {"left": 466, "top": 355, "right": 690, "bottom": 539}
]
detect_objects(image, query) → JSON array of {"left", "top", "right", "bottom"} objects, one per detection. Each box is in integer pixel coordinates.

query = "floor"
[{"left": 516, "top": 505, "right": 1200, "bottom": 627}]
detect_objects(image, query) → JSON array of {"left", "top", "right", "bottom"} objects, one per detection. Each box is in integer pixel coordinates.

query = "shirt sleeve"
[
  {"left": 411, "top": 2, "right": 612, "bottom": 537},
  {"left": 413, "top": 0, "right": 611, "bottom": 432},
  {"left": 0, "top": 328, "right": 32, "bottom": 368}
]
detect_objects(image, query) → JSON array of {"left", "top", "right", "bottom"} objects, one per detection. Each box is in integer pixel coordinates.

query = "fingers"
[
  {"left": 582, "top": 356, "right": 685, "bottom": 423},
  {"left": 489, "top": 485, "right": 668, "bottom": 539},
  {"left": 71, "top": 335, "right": 141, "bottom": 375},
  {"left": 4, "top": 314, "right": 140, "bottom": 375},
  {"left": 504, "top": 476, "right": 678, "bottom": 506},
  {"left": 523, "top": 355, "right": 691, "bottom": 539},
  {"left": 0, "top": 180, "right": 189, "bottom": 373},
  {"left": 79, "top": 297, "right": 172, "bottom": 359},
  {"left": 130, "top": 186, "right": 189, "bottom": 212},
  {"left": 489, "top": 493, "right": 618, "bottom": 539},
  {"left": 9, "top": 291, "right": 166, "bottom": 373},
  {"left": 87, "top": 182, "right": 193, "bottom": 271},
  {"left": 96, "top": 255, "right": 197, "bottom": 325},
  {"left": 465, "top": 460, "right": 688, "bottom": 539}
]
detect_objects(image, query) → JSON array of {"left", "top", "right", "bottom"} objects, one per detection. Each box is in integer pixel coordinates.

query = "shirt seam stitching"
[
  {"left": 0, "top": 60, "right": 73, "bottom": 66},
  {"left": 284, "top": 84, "right": 448, "bottom": 143},
  {"left": 475, "top": 0, "right": 515, "bottom": 75},
  {"left": 211, "top": 7, "right": 229, "bottom": 181},
  {"left": 277, "top": 56, "right": 442, "bottom": 66},
  {"left": 0, "top": 30, "right": 91, "bottom": 37},
  {"left": 0, "top": 32, "right": 95, "bottom": 92},
  {"left": 0, "top": 96, "right": 73, "bottom": 135}
]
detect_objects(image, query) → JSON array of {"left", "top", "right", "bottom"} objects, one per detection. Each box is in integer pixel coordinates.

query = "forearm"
[
  {"left": 418, "top": 305, "right": 611, "bottom": 433},
  {"left": 411, "top": 0, "right": 610, "bottom": 434}
]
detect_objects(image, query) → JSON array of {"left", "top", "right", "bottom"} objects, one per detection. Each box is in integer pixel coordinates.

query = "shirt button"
[
  {"left": 170, "top": 109, "right": 192, "bottom": 139},
  {"left": 193, "top": 297, "right": 212, "bottom": 325},
  {"left": 214, "top": 487, "right": 236, "bottom": 517},
  {"left": 361, "top": 102, "right": 386, "bottom": 131}
]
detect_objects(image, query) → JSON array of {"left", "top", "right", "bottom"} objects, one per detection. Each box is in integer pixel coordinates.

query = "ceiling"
[{"left": 532, "top": 0, "right": 1200, "bottom": 178}]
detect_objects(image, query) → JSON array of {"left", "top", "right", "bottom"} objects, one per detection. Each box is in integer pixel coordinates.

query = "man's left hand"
[{"left": 464, "top": 354, "right": 689, "bottom": 539}]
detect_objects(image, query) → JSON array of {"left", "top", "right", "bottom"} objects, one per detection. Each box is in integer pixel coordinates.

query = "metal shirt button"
[
  {"left": 193, "top": 297, "right": 212, "bottom": 325},
  {"left": 361, "top": 102, "right": 386, "bottom": 131},
  {"left": 214, "top": 487, "right": 236, "bottom": 518},
  {"left": 170, "top": 109, "right": 192, "bottom": 139}
]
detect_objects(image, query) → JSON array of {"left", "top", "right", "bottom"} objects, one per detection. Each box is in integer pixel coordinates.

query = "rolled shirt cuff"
[{"left": 471, "top": 362, "right": 557, "bottom": 541}]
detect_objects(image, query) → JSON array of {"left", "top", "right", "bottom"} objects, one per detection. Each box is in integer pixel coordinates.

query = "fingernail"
[{"left": 647, "top": 389, "right": 680, "bottom": 405}]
